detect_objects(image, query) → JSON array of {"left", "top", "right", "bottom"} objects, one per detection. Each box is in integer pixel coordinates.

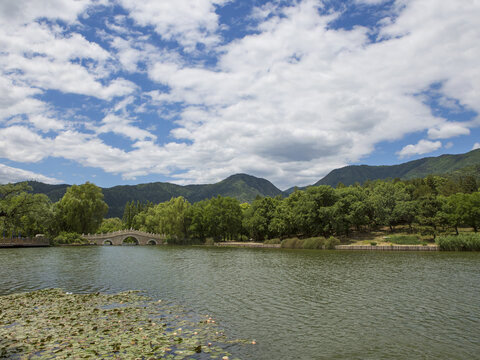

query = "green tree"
[
  {"left": 243, "top": 196, "right": 280, "bottom": 241},
  {"left": 0, "top": 183, "right": 54, "bottom": 237},
  {"left": 204, "top": 196, "right": 242, "bottom": 241},
  {"left": 132, "top": 197, "right": 191, "bottom": 241},
  {"left": 459, "top": 192, "right": 480, "bottom": 232},
  {"left": 268, "top": 198, "right": 295, "bottom": 238},
  {"left": 333, "top": 186, "right": 370, "bottom": 236},
  {"left": 416, "top": 194, "right": 443, "bottom": 238},
  {"left": 189, "top": 200, "right": 210, "bottom": 241},
  {"left": 97, "top": 217, "right": 124, "bottom": 233},
  {"left": 370, "top": 181, "right": 409, "bottom": 231},
  {"left": 56, "top": 182, "right": 108, "bottom": 234}
]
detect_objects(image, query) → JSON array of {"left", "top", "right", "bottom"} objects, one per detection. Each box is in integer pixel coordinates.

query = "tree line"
[
  {"left": 111, "top": 175, "right": 480, "bottom": 243},
  {"left": 1, "top": 174, "right": 479, "bottom": 244},
  {"left": 0, "top": 182, "right": 107, "bottom": 242}
]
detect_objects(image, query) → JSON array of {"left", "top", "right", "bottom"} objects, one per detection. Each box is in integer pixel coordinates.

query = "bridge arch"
[
  {"left": 147, "top": 239, "right": 157, "bottom": 245},
  {"left": 121, "top": 236, "right": 139, "bottom": 245},
  {"left": 103, "top": 239, "right": 113, "bottom": 245}
]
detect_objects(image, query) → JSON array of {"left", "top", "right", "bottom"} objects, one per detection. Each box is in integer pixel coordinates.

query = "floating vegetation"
[{"left": 0, "top": 289, "right": 247, "bottom": 359}]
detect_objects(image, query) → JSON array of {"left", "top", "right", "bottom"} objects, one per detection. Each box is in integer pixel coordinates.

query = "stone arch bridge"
[{"left": 84, "top": 230, "right": 166, "bottom": 246}]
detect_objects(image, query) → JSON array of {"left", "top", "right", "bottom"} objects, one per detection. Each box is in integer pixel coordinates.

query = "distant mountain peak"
[{"left": 315, "top": 148, "right": 480, "bottom": 187}]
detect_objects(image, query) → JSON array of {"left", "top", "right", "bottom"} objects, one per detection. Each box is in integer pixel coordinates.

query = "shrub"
[
  {"left": 204, "top": 238, "right": 215, "bottom": 246},
  {"left": 239, "top": 235, "right": 249, "bottom": 242},
  {"left": 436, "top": 233, "right": 480, "bottom": 251},
  {"left": 53, "top": 232, "right": 88, "bottom": 245},
  {"left": 302, "top": 237, "right": 325, "bottom": 249},
  {"left": 280, "top": 238, "right": 304, "bottom": 249},
  {"left": 370, "top": 241, "right": 377, "bottom": 246},
  {"left": 324, "top": 236, "right": 340, "bottom": 250}
]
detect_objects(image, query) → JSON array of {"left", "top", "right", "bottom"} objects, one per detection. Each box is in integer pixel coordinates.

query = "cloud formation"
[
  {"left": 397, "top": 140, "right": 442, "bottom": 159},
  {"left": 0, "top": 0, "right": 479, "bottom": 188},
  {"left": 0, "top": 163, "right": 62, "bottom": 184}
]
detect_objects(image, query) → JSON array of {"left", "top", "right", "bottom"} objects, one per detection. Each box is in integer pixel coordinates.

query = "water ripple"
[{"left": 1, "top": 247, "right": 479, "bottom": 359}]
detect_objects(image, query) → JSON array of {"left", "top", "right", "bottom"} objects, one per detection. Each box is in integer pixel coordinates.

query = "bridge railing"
[{"left": 83, "top": 229, "right": 166, "bottom": 239}]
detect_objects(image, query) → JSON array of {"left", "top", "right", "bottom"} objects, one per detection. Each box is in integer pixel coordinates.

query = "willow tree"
[{"left": 56, "top": 182, "right": 108, "bottom": 234}]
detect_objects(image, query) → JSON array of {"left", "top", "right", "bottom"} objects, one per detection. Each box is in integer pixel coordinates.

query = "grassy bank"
[
  {"left": 279, "top": 237, "right": 340, "bottom": 250},
  {"left": 436, "top": 233, "right": 480, "bottom": 251}
]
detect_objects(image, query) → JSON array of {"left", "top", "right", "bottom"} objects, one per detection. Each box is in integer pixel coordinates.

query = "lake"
[{"left": 1, "top": 246, "right": 479, "bottom": 359}]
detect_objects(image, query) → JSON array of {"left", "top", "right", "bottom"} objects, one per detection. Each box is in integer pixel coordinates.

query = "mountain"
[
  {"left": 315, "top": 148, "right": 480, "bottom": 187},
  {"left": 23, "top": 149, "right": 480, "bottom": 217},
  {"left": 27, "top": 173, "right": 283, "bottom": 218}
]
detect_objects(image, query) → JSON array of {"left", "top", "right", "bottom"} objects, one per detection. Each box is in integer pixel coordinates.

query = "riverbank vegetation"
[
  {"left": 436, "top": 233, "right": 480, "bottom": 251},
  {"left": 1, "top": 174, "right": 479, "bottom": 249}
]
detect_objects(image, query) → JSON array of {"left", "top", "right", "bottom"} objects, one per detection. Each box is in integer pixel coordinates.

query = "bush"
[
  {"left": 302, "top": 237, "right": 325, "bottom": 249},
  {"left": 370, "top": 241, "right": 377, "bottom": 246},
  {"left": 387, "top": 235, "right": 422, "bottom": 245},
  {"left": 204, "top": 238, "right": 215, "bottom": 246},
  {"left": 53, "top": 232, "right": 88, "bottom": 245},
  {"left": 264, "top": 238, "right": 281, "bottom": 245},
  {"left": 239, "top": 235, "right": 249, "bottom": 242},
  {"left": 324, "top": 236, "right": 340, "bottom": 250},
  {"left": 436, "top": 233, "right": 480, "bottom": 251},
  {"left": 280, "top": 238, "right": 304, "bottom": 249}
]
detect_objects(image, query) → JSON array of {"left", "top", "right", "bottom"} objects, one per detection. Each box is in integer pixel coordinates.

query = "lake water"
[{"left": 1, "top": 246, "right": 479, "bottom": 359}]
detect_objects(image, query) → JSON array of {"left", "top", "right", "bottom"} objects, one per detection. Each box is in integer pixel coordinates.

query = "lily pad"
[{"left": 0, "top": 289, "right": 247, "bottom": 359}]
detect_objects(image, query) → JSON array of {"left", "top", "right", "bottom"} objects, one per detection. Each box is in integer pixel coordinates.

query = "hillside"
[
  {"left": 28, "top": 173, "right": 283, "bottom": 218},
  {"left": 315, "top": 148, "right": 480, "bottom": 187}
]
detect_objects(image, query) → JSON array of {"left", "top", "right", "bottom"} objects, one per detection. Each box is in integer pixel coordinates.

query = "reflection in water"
[{"left": 0, "top": 247, "right": 479, "bottom": 359}]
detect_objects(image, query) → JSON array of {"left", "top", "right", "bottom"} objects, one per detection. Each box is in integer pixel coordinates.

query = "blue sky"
[{"left": 0, "top": 0, "right": 479, "bottom": 190}]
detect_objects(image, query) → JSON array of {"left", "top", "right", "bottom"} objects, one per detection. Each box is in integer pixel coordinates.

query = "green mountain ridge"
[
  {"left": 24, "top": 149, "right": 480, "bottom": 218},
  {"left": 315, "top": 148, "right": 480, "bottom": 187},
  {"left": 27, "top": 173, "right": 283, "bottom": 218}
]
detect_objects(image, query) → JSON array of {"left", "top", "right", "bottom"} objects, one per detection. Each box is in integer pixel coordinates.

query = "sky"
[{"left": 0, "top": 0, "right": 479, "bottom": 190}]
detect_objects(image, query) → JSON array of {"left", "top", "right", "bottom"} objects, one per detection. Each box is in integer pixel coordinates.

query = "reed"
[{"left": 436, "top": 233, "right": 480, "bottom": 251}]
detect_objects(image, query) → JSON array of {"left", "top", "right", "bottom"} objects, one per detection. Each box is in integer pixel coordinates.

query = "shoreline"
[
  {"left": 214, "top": 242, "right": 281, "bottom": 248},
  {"left": 213, "top": 242, "right": 440, "bottom": 251}
]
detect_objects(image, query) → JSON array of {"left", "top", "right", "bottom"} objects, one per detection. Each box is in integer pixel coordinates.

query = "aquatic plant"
[{"left": 0, "top": 289, "right": 247, "bottom": 359}]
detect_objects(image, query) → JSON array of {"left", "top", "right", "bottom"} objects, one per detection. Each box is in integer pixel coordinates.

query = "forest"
[{"left": 2, "top": 174, "right": 478, "bottom": 249}]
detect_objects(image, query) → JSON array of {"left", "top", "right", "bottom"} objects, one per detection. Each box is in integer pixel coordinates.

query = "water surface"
[{"left": 1, "top": 247, "right": 479, "bottom": 359}]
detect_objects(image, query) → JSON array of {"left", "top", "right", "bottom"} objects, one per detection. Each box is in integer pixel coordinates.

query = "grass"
[
  {"left": 436, "top": 233, "right": 480, "bottom": 251},
  {"left": 280, "top": 238, "right": 304, "bottom": 249},
  {"left": 384, "top": 235, "right": 423, "bottom": 245},
  {"left": 279, "top": 236, "right": 340, "bottom": 250}
]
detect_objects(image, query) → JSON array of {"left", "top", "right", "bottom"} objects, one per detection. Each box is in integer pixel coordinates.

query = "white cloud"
[
  {"left": 1, "top": 0, "right": 479, "bottom": 188},
  {"left": 119, "top": 0, "right": 229, "bottom": 51},
  {"left": 428, "top": 122, "right": 470, "bottom": 139},
  {"left": 0, "top": 163, "right": 63, "bottom": 184},
  {"left": 0, "top": 126, "right": 52, "bottom": 162},
  {"left": 354, "top": 0, "right": 390, "bottom": 5},
  {"left": 0, "top": 0, "right": 96, "bottom": 27},
  {"left": 140, "top": 0, "right": 480, "bottom": 186},
  {"left": 96, "top": 114, "right": 156, "bottom": 141},
  {"left": 473, "top": 143, "right": 480, "bottom": 150},
  {"left": 397, "top": 140, "right": 442, "bottom": 159}
]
